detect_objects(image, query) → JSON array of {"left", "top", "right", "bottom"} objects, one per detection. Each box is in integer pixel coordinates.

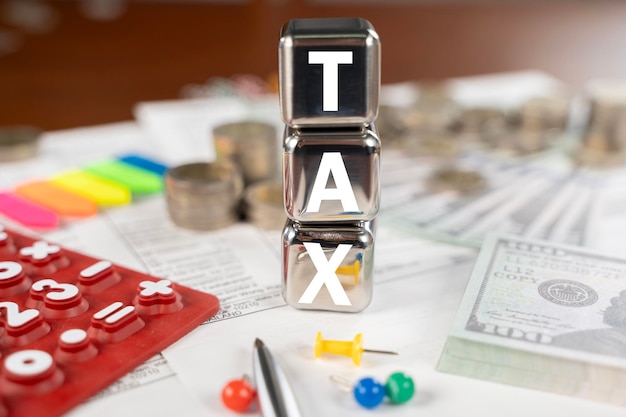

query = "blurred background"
[{"left": 2, "top": 0, "right": 626, "bottom": 131}]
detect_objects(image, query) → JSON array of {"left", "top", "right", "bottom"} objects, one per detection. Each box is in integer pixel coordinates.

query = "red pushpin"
[
  {"left": 314, "top": 332, "right": 397, "bottom": 366},
  {"left": 221, "top": 375, "right": 256, "bottom": 412}
]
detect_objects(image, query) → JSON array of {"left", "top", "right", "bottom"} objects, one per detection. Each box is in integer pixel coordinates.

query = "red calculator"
[{"left": 0, "top": 224, "right": 220, "bottom": 417}]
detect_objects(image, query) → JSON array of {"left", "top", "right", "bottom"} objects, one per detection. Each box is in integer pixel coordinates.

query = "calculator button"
[
  {"left": 0, "top": 261, "right": 30, "bottom": 297},
  {"left": 19, "top": 241, "right": 69, "bottom": 274},
  {"left": 0, "top": 302, "right": 50, "bottom": 346},
  {"left": 89, "top": 302, "right": 145, "bottom": 344},
  {"left": 28, "top": 279, "right": 89, "bottom": 319},
  {"left": 0, "top": 227, "right": 15, "bottom": 256},
  {"left": 78, "top": 260, "right": 120, "bottom": 294},
  {"left": 135, "top": 279, "right": 183, "bottom": 315},
  {"left": 19, "top": 241, "right": 60, "bottom": 262},
  {"left": 55, "top": 329, "right": 98, "bottom": 364},
  {"left": 1, "top": 349, "right": 64, "bottom": 396}
]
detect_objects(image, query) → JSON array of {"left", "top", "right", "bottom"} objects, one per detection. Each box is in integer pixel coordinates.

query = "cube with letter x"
[
  {"left": 279, "top": 18, "right": 381, "bottom": 127},
  {"left": 282, "top": 220, "right": 375, "bottom": 312}
]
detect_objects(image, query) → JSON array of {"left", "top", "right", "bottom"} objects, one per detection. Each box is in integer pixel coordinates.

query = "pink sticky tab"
[{"left": 0, "top": 192, "right": 59, "bottom": 229}]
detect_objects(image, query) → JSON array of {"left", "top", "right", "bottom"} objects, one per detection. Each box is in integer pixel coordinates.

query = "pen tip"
[{"left": 254, "top": 338, "right": 264, "bottom": 348}]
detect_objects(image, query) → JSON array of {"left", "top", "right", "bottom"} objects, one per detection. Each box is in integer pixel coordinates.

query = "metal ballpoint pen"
[{"left": 252, "top": 338, "right": 303, "bottom": 417}]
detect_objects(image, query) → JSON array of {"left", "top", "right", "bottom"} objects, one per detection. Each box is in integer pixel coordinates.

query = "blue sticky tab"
[{"left": 118, "top": 154, "right": 168, "bottom": 176}]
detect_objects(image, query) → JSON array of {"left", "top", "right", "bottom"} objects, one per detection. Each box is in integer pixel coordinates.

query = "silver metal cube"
[
  {"left": 283, "top": 126, "right": 381, "bottom": 222},
  {"left": 279, "top": 18, "right": 381, "bottom": 128},
  {"left": 282, "top": 219, "right": 375, "bottom": 312}
]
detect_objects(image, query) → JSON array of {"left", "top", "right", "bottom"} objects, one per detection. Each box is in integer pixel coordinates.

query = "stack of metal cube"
[{"left": 279, "top": 18, "right": 381, "bottom": 312}]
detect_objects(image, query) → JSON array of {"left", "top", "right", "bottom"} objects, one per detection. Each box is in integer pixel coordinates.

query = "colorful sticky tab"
[
  {"left": 15, "top": 181, "right": 98, "bottom": 217},
  {"left": 118, "top": 154, "right": 168, "bottom": 176},
  {"left": 0, "top": 192, "right": 59, "bottom": 229},
  {"left": 83, "top": 159, "right": 163, "bottom": 194},
  {"left": 51, "top": 171, "right": 131, "bottom": 206}
]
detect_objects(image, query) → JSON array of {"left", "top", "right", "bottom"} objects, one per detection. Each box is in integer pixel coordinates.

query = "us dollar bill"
[{"left": 438, "top": 234, "right": 626, "bottom": 405}]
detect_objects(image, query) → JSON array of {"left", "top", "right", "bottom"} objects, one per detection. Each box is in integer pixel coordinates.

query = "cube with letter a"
[
  {"left": 283, "top": 126, "right": 381, "bottom": 222},
  {"left": 279, "top": 17, "right": 381, "bottom": 128}
]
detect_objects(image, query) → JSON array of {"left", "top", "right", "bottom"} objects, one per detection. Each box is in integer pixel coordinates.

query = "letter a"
[
  {"left": 298, "top": 243, "right": 352, "bottom": 306},
  {"left": 307, "top": 152, "right": 359, "bottom": 213}
]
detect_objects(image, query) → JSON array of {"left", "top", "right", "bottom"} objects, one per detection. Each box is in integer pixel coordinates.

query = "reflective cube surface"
[
  {"left": 283, "top": 126, "right": 380, "bottom": 222},
  {"left": 279, "top": 17, "right": 380, "bottom": 128},
  {"left": 282, "top": 220, "right": 375, "bottom": 312}
]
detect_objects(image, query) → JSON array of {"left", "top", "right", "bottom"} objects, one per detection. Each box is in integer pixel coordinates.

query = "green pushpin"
[{"left": 385, "top": 372, "right": 415, "bottom": 404}]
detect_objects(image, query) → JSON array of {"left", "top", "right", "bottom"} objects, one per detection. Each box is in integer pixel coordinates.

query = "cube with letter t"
[{"left": 279, "top": 18, "right": 381, "bottom": 127}]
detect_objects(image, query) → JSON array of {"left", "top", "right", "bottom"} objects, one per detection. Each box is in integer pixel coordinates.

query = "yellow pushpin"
[
  {"left": 335, "top": 259, "right": 360, "bottom": 286},
  {"left": 314, "top": 332, "right": 397, "bottom": 366}
]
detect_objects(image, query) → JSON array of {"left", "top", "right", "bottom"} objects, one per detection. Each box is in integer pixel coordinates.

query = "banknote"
[
  {"left": 438, "top": 234, "right": 626, "bottom": 405},
  {"left": 381, "top": 149, "right": 598, "bottom": 248}
]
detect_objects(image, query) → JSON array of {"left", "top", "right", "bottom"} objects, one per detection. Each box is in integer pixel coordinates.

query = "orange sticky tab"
[
  {"left": 51, "top": 171, "right": 131, "bottom": 206},
  {"left": 15, "top": 181, "right": 98, "bottom": 217}
]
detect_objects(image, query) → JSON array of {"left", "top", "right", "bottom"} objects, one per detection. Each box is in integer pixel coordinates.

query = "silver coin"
[
  {"left": 426, "top": 167, "right": 487, "bottom": 194},
  {"left": 243, "top": 181, "right": 285, "bottom": 230},
  {"left": 404, "top": 131, "right": 462, "bottom": 158},
  {"left": 519, "top": 96, "right": 570, "bottom": 133},
  {"left": 575, "top": 80, "right": 626, "bottom": 167},
  {"left": 0, "top": 126, "right": 41, "bottom": 162},
  {"left": 458, "top": 108, "right": 509, "bottom": 144},
  {"left": 213, "top": 121, "right": 278, "bottom": 186},
  {"left": 165, "top": 161, "right": 243, "bottom": 231}
]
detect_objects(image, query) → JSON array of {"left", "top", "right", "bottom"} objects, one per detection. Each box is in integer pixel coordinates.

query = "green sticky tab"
[{"left": 83, "top": 159, "right": 163, "bottom": 194}]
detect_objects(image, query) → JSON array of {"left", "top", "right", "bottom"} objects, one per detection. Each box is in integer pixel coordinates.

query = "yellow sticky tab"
[
  {"left": 51, "top": 171, "right": 131, "bottom": 206},
  {"left": 15, "top": 181, "right": 98, "bottom": 217}
]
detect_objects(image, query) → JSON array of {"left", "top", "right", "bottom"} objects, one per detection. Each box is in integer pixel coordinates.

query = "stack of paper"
[{"left": 438, "top": 233, "right": 626, "bottom": 406}]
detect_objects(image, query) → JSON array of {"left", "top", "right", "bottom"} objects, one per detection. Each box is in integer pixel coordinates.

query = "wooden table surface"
[{"left": 1, "top": 0, "right": 626, "bottom": 131}]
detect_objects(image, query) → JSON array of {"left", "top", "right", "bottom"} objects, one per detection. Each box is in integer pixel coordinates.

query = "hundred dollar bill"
[{"left": 438, "top": 234, "right": 626, "bottom": 405}]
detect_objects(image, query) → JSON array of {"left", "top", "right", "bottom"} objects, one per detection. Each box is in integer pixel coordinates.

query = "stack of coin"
[
  {"left": 403, "top": 131, "right": 462, "bottom": 158},
  {"left": 399, "top": 84, "right": 461, "bottom": 157},
  {"left": 213, "top": 121, "right": 279, "bottom": 186},
  {"left": 576, "top": 79, "right": 626, "bottom": 167},
  {"left": 458, "top": 108, "right": 509, "bottom": 145},
  {"left": 242, "top": 181, "right": 284, "bottom": 230},
  {"left": 165, "top": 161, "right": 243, "bottom": 230},
  {"left": 513, "top": 96, "right": 570, "bottom": 154},
  {"left": 426, "top": 166, "right": 487, "bottom": 195},
  {"left": 376, "top": 105, "right": 409, "bottom": 148},
  {"left": 0, "top": 126, "right": 41, "bottom": 162}
]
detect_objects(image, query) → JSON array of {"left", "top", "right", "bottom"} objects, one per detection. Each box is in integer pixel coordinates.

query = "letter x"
[{"left": 298, "top": 243, "right": 352, "bottom": 306}]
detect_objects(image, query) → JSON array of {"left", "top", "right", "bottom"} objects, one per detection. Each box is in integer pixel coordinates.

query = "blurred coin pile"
[
  {"left": 0, "top": 125, "right": 41, "bottom": 162},
  {"left": 179, "top": 73, "right": 278, "bottom": 100},
  {"left": 165, "top": 120, "right": 284, "bottom": 231},
  {"left": 575, "top": 79, "right": 626, "bottom": 168},
  {"left": 377, "top": 82, "right": 571, "bottom": 159},
  {"left": 213, "top": 121, "right": 284, "bottom": 230}
]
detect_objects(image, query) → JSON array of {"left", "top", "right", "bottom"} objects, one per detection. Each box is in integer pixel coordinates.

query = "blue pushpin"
[{"left": 353, "top": 377, "right": 386, "bottom": 409}]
